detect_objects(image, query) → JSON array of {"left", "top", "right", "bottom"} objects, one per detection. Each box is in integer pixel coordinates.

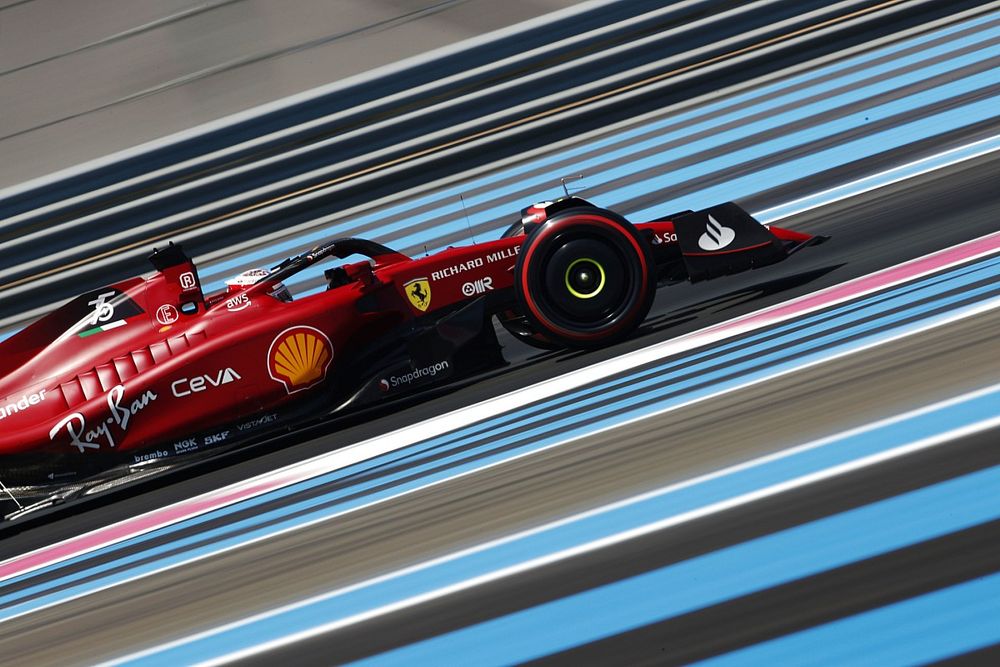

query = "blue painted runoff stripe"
[
  {"left": 621, "top": 83, "right": 1000, "bottom": 222},
  {"left": 197, "top": 10, "right": 1000, "bottom": 284},
  {"left": 3, "top": 250, "right": 997, "bottom": 604},
  {"left": 2, "top": 248, "right": 996, "bottom": 607},
  {"left": 222, "top": 40, "right": 1000, "bottom": 293},
  {"left": 276, "top": 120, "right": 1000, "bottom": 303},
  {"left": 756, "top": 132, "right": 1000, "bottom": 222},
  {"left": 4, "top": 252, "right": 997, "bottom": 614},
  {"left": 392, "top": 67, "right": 1000, "bottom": 253},
  {"left": 118, "top": 415, "right": 1000, "bottom": 666},
  {"left": 699, "top": 571, "right": 1000, "bottom": 667},
  {"left": 294, "top": 78, "right": 1000, "bottom": 301},
  {"left": 0, "top": 11, "right": 994, "bottom": 344},
  {"left": 348, "top": 464, "right": 1000, "bottom": 667},
  {"left": 286, "top": 73, "right": 1000, "bottom": 297},
  {"left": 17, "top": 292, "right": 1000, "bottom": 619}
]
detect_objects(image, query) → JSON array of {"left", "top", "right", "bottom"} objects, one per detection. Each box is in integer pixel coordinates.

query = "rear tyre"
[{"left": 513, "top": 207, "right": 654, "bottom": 349}]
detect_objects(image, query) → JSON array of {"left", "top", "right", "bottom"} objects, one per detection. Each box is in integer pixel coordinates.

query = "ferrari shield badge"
[
  {"left": 268, "top": 325, "right": 333, "bottom": 394},
  {"left": 404, "top": 277, "right": 431, "bottom": 312}
]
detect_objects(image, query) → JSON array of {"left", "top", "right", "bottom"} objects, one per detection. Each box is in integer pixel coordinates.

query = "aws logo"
[{"left": 267, "top": 326, "right": 333, "bottom": 394}]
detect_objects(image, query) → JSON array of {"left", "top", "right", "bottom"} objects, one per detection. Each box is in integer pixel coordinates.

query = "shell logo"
[{"left": 267, "top": 326, "right": 333, "bottom": 394}]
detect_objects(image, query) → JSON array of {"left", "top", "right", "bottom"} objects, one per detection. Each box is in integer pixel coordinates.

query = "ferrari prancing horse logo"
[{"left": 404, "top": 277, "right": 431, "bottom": 312}]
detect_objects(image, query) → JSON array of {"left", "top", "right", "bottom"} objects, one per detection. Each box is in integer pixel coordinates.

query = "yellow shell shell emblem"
[
  {"left": 267, "top": 326, "right": 333, "bottom": 394},
  {"left": 404, "top": 277, "right": 431, "bottom": 312}
]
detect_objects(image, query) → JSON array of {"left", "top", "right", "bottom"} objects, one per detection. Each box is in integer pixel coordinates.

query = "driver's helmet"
[{"left": 225, "top": 268, "right": 292, "bottom": 303}]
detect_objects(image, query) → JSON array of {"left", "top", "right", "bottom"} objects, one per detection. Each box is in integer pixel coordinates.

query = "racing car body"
[{"left": 0, "top": 197, "right": 821, "bottom": 489}]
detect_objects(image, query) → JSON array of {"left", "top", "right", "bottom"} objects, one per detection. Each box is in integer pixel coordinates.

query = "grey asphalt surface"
[
  {"left": 285, "top": 420, "right": 1000, "bottom": 665},
  {"left": 1, "top": 4, "right": 999, "bottom": 663},
  {"left": 0, "top": 0, "right": 989, "bottom": 333},
  {"left": 0, "top": 142, "right": 998, "bottom": 665},
  {"left": 0, "top": 0, "right": 578, "bottom": 188}
]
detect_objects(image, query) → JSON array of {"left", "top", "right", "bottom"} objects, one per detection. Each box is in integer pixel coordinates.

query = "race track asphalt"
[
  {"left": 0, "top": 0, "right": 579, "bottom": 188},
  {"left": 0, "top": 120, "right": 997, "bottom": 665}
]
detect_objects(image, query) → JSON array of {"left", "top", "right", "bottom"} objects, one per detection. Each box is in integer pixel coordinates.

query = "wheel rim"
[
  {"left": 536, "top": 232, "right": 636, "bottom": 331},
  {"left": 564, "top": 257, "right": 606, "bottom": 299}
]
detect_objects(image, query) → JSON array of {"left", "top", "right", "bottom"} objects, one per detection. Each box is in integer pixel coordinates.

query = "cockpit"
[
  {"left": 224, "top": 268, "right": 293, "bottom": 303},
  {"left": 217, "top": 237, "right": 409, "bottom": 304}
]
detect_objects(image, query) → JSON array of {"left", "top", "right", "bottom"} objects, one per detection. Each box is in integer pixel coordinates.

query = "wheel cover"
[{"left": 564, "top": 257, "right": 606, "bottom": 299}]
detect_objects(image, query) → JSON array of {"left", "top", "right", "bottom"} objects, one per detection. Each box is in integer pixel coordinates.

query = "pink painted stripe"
[
  {"left": 2, "top": 231, "right": 998, "bottom": 584},
  {"left": 711, "top": 231, "right": 1000, "bottom": 333},
  {"left": 0, "top": 479, "right": 289, "bottom": 580}
]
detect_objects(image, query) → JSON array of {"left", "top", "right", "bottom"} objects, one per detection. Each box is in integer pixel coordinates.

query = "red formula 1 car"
[{"left": 0, "top": 197, "right": 822, "bottom": 503}]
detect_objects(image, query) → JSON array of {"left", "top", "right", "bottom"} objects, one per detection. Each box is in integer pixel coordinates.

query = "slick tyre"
[
  {"left": 496, "top": 222, "right": 560, "bottom": 350},
  {"left": 514, "top": 207, "right": 654, "bottom": 349}
]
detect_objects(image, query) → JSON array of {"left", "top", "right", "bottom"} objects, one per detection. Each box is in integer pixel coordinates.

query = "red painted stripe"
[{"left": 682, "top": 240, "right": 773, "bottom": 256}]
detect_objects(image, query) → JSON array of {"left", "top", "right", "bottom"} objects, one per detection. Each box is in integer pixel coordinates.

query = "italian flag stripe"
[{"left": 78, "top": 319, "right": 126, "bottom": 337}]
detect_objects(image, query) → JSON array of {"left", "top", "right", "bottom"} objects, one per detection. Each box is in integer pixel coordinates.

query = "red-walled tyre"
[
  {"left": 496, "top": 217, "right": 561, "bottom": 350},
  {"left": 514, "top": 207, "right": 655, "bottom": 349}
]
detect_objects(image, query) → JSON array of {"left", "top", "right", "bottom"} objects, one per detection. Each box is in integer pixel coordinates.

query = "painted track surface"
[
  {"left": 238, "top": 317, "right": 1000, "bottom": 666},
  {"left": 1, "top": 4, "right": 1000, "bottom": 665},
  {"left": 1, "top": 144, "right": 998, "bottom": 665},
  {"left": 0, "top": 0, "right": 580, "bottom": 188},
  {"left": 1, "top": 0, "right": 991, "bottom": 332}
]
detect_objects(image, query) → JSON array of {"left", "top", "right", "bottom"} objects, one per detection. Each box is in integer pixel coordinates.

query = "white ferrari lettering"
[
  {"left": 386, "top": 361, "right": 450, "bottom": 389},
  {"left": 174, "top": 438, "right": 199, "bottom": 454},
  {"left": 225, "top": 293, "right": 251, "bottom": 311},
  {"left": 485, "top": 246, "right": 519, "bottom": 264},
  {"left": 156, "top": 304, "right": 179, "bottom": 326},
  {"left": 205, "top": 431, "right": 230, "bottom": 446},
  {"left": 108, "top": 385, "right": 151, "bottom": 431},
  {"left": 237, "top": 413, "right": 279, "bottom": 431},
  {"left": 49, "top": 413, "right": 101, "bottom": 452},
  {"left": 133, "top": 450, "right": 169, "bottom": 464},
  {"left": 697, "top": 215, "right": 736, "bottom": 251}
]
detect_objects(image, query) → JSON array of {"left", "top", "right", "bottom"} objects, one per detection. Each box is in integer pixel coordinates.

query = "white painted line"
[
  {"left": 10, "top": 294, "right": 1000, "bottom": 631},
  {"left": 0, "top": 0, "right": 626, "bottom": 201},
  {"left": 2, "top": 228, "right": 998, "bottom": 585},
  {"left": 109, "top": 377, "right": 1000, "bottom": 666},
  {"left": 756, "top": 133, "right": 1000, "bottom": 223}
]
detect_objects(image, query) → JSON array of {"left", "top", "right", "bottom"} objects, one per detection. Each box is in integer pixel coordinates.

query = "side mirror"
[{"left": 344, "top": 262, "right": 376, "bottom": 287}]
